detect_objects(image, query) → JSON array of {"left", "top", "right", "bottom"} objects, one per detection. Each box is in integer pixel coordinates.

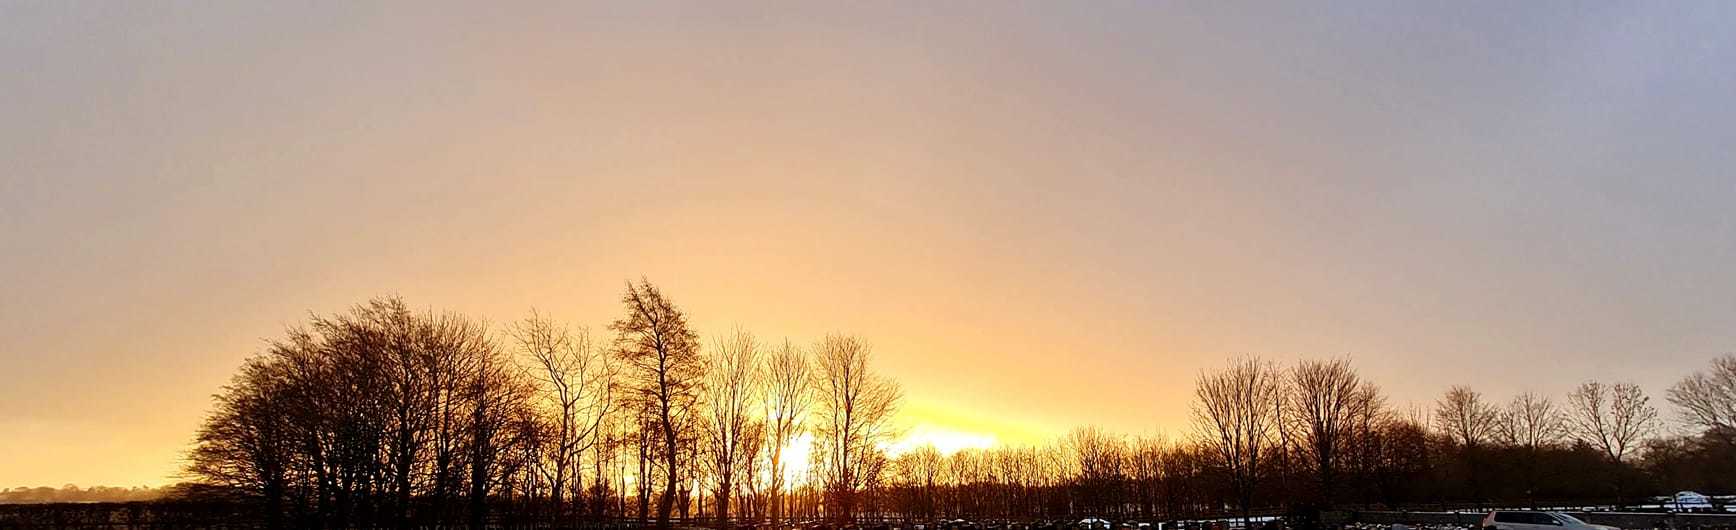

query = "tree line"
[
  {"left": 0, "top": 485, "right": 170, "bottom": 504},
  {"left": 187, "top": 281, "right": 1736, "bottom": 529},
  {"left": 188, "top": 281, "right": 900, "bottom": 529},
  {"left": 874, "top": 356, "right": 1735, "bottom": 525}
]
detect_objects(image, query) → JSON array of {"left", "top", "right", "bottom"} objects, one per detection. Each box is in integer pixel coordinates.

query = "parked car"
[
  {"left": 1670, "top": 491, "right": 1715, "bottom": 512},
  {"left": 1481, "top": 512, "right": 1615, "bottom": 530}
]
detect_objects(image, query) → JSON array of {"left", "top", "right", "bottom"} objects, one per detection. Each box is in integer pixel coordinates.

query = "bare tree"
[
  {"left": 1192, "top": 356, "right": 1283, "bottom": 521},
  {"left": 703, "top": 328, "right": 763, "bottom": 526},
  {"left": 1067, "top": 426, "right": 1126, "bottom": 516},
  {"left": 813, "top": 334, "right": 902, "bottom": 521},
  {"left": 610, "top": 280, "right": 705, "bottom": 528},
  {"left": 735, "top": 419, "right": 768, "bottom": 520},
  {"left": 1284, "top": 358, "right": 1363, "bottom": 506},
  {"left": 902, "top": 444, "right": 944, "bottom": 518},
  {"left": 1341, "top": 381, "right": 1389, "bottom": 496},
  {"left": 630, "top": 406, "right": 659, "bottom": 520},
  {"left": 197, "top": 295, "right": 1736, "bottom": 525},
  {"left": 466, "top": 339, "right": 534, "bottom": 530},
  {"left": 1489, "top": 391, "right": 1560, "bottom": 507},
  {"left": 1668, "top": 355, "right": 1736, "bottom": 447},
  {"left": 762, "top": 339, "right": 811, "bottom": 521},
  {"left": 1433, "top": 386, "right": 1498, "bottom": 447},
  {"left": 511, "top": 312, "right": 614, "bottom": 514},
  {"left": 1566, "top": 381, "right": 1657, "bottom": 462},
  {"left": 1128, "top": 436, "right": 1167, "bottom": 520},
  {"left": 1494, "top": 392, "right": 1564, "bottom": 450}
]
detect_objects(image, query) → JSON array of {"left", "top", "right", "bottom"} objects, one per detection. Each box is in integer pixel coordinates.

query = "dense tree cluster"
[
  {"left": 187, "top": 297, "right": 522, "bottom": 530},
  {"left": 187, "top": 282, "right": 902, "bottom": 529},
  {"left": 186, "top": 285, "right": 1736, "bottom": 529}
]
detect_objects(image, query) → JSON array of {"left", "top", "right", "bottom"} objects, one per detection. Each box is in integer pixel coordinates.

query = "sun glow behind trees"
[
  {"left": 182, "top": 284, "right": 919, "bottom": 527},
  {"left": 888, "top": 426, "right": 999, "bottom": 457},
  {"left": 179, "top": 283, "right": 1736, "bottom": 529}
]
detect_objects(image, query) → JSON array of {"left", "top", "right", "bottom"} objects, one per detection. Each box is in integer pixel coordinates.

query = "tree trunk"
[
  {"left": 659, "top": 424, "right": 679, "bottom": 528},
  {"left": 719, "top": 477, "right": 733, "bottom": 530}
]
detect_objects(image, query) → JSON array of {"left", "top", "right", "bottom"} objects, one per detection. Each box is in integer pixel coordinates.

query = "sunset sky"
[{"left": 4, "top": 1, "right": 1736, "bottom": 488}]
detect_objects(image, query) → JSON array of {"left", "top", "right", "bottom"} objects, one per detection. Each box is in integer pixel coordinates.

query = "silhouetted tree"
[
  {"left": 1284, "top": 358, "right": 1366, "bottom": 508},
  {"left": 187, "top": 297, "right": 532, "bottom": 530},
  {"left": 182, "top": 294, "right": 1736, "bottom": 525},
  {"left": 703, "top": 328, "right": 763, "bottom": 527},
  {"left": 762, "top": 339, "right": 812, "bottom": 521},
  {"left": 610, "top": 280, "right": 704, "bottom": 528},
  {"left": 1495, "top": 392, "right": 1564, "bottom": 450},
  {"left": 1365, "top": 413, "right": 1431, "bottom": 506},
  {"left": 511, "top": 312, "right": 614, "bottom": 516},
  {"left": 1669, "top": 355, "right": 1736, "bottom": 448},
  {"left": 813, "top": 334, "right": 902, "bottom": 521},
  {"left": 1068, "top": 426, "right": 1127, "bottom": 517},
  {"left": 1493, "top": 392, "right": 1563, "bottom": 507},
  {"left": 1566, "top": 381, "right": 1656, "bottom": 462},
  {"left": 1193, "top": 356, "right": 1283, "bottom": 522},
  {"left": 189, "top": 354, "right": 296, "bottom": 529},
  {"left": 465, "top": 337, "right": 533, "bottom": 530},
  {"left": 1435, "top": 386, "right": 1498, "bottom": 448}
]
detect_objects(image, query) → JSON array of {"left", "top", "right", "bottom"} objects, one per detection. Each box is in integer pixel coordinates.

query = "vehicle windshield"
[{"left": 1553, "top": 514, "right": 1585, "bottom": 525}]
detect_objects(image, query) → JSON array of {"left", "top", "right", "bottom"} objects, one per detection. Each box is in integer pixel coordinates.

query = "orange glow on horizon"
[{"left": 6, "top": 2, "right": 1733, "bottom": 490}]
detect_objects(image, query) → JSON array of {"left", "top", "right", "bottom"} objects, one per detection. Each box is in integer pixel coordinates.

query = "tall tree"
[
  {"left": 610, "top": 280, "right": 705, "bottom": 528},
  {"left": 703, "top": 329, "right": 763, "bottom": 526},
  {"left": 762, "top": 339, "right": 812, "bottom": 521},
  {"left": 1192, "top": 356, "right": 1283, "bottom": 522},
  {"left": 511, "top": 313, "right": 614, "bottom": 515},
  {"left": 813, "top": 334, "right": 902, "bottom": 521},
  {"left": 1285, "top": 358, "right": 1365, "bottom": 507},
  {"left": 466, "top": 337, "right": 533, "bottom": 530}
]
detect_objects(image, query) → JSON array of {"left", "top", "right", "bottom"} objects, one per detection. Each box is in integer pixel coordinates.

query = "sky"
[{"left": 3, "top": 1, "right": 1736, "bottom": 488}]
